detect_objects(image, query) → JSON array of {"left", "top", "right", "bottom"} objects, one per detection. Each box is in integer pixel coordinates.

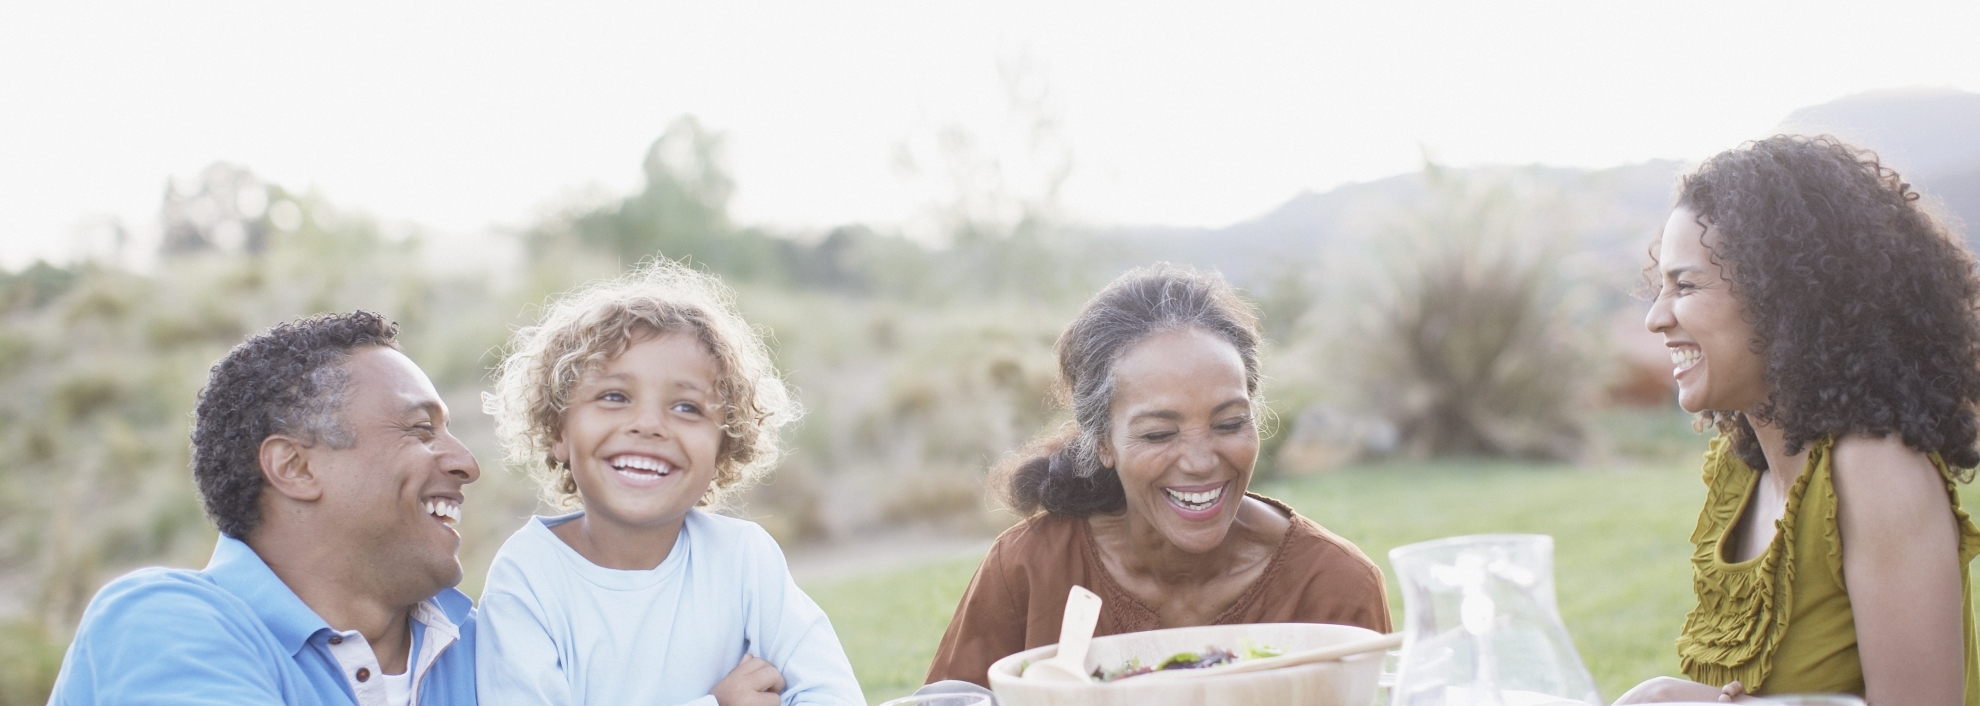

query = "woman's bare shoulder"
[
  {"left": 1830, "top": 435, "right": 1941, "bottom": 486},
  {"left": 1831, "top": 433, "right": 1930, "bottom": 462},
  {"left": 1829, "top": 434, "right": 1952, "bottom": 522}
]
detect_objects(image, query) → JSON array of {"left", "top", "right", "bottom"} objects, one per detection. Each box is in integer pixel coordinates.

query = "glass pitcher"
[{"left": 1389, "top": 534, "right": 1601, "bottom": 706}]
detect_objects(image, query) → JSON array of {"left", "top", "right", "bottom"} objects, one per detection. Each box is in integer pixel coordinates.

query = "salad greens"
[{"left": 1090, "top": 640, "right": 1283, "bottom": 682}]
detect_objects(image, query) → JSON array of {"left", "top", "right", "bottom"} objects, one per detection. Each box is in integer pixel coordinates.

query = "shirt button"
[
  {"left": 328, "top": 636, "right": 343, "bottom": 645},
  {"left": 356, "top": 668, "right": 370, "bottom": 682}
]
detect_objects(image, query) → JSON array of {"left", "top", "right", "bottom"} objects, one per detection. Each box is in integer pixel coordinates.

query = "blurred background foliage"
[
  {"left": 0, "top": 111, "right": 1691, "bottom": 703},
  {"left": 1356, "top": 163, "right": 1598, "bottom": 460}
]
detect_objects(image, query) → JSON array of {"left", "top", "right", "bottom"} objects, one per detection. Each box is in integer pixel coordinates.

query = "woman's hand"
[
  {"left": 1613, "top": 676, "right": 1750, "bottom": 704},
  {"left": 711, "top": 654, "right": 786, "bottom": 706}
]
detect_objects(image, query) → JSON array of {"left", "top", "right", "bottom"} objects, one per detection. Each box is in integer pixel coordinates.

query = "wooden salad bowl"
[{"left": 987, "top": 622, "right": 1386, "bottom": 706}]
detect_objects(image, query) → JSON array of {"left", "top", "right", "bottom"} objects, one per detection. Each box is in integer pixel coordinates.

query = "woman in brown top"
[{"left": 923, "top": 264, "right": 1391, "bottom": 688}]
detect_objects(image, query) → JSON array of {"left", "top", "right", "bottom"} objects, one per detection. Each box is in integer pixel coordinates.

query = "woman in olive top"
[
  {"left": 923, "top": 264, "right": 1390, "bottom": 689},
  {"left": 1620, "top": 136, "right": 1980, "bottom": 706}
]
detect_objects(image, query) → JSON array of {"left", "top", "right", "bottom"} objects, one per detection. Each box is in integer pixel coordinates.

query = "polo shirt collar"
[
  {"left": 203, "top": 535, "right": 472, "bottom": 658},
  {"left": 203, "top": 534, "right": 330, "bottom": 657}
]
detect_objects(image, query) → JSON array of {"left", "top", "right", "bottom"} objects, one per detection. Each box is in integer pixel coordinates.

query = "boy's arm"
[
  {"left": 49, "top": 576, "right": 292, "bottom": 705},
  {"left": 742, "top": 529, "right": 866, "bottom": 706},
  {"left": 475, "top": 586, "right": 578, "bottom": 706}
]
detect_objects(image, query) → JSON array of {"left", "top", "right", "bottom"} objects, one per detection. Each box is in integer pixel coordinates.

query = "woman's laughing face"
[
  {"left": 1099, "top": 327, "right": 1259, "bottom": 554},
  {"left": 1646, "top": 207, "right": 1769, "bottom": 414}
]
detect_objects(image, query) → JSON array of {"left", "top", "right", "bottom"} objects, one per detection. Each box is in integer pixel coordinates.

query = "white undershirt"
[
  {"left": 380, "top": 660, "right": 412, "bottom": 706},
  {"left": 322, "top": 601, "right": 461, "bottom": 706}
]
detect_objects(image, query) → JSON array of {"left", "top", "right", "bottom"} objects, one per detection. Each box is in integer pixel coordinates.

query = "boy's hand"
[{"left": 712, "top": 654, "right": 786, "bottom": 706}]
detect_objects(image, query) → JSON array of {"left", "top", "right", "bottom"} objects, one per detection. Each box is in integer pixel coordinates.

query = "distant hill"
[
  {"left": 1777, "top": 86, "right": 1980, "bottom": 233},
  {"left": 1090, "top": 87, "right": 1980, "bottom": 287},
  {"left": 1778, "top": 87, "right": 1980, "bottom": 179},
  {"left": 1086, "top": 161, "right": 1681, "bottom": 290}
]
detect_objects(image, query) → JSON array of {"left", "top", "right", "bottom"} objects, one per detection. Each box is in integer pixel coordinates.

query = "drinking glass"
[
  {"left": 1648, "top": 698, "right": 1864, "bottom": 706},
  {"left": 878, "top": 693, "right": 993, "bottom": 706},
  {"left": 1372, "top": 646, "right": 1403, "bottom": 706},
  {"left": 1753, "top": 696, "right": 1865, "bottom": 706}
]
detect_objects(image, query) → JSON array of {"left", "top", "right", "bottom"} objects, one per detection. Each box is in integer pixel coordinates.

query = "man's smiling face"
[{"left": 307, "top": 346, "right": 480, "bottom": 598}]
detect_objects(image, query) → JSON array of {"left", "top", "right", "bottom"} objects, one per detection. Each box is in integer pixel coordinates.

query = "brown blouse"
[{"left": 924, "top": 493, "right": 1392, "bottom": 686}]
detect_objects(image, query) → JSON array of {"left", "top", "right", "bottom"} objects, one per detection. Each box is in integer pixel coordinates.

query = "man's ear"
[{"left": 259, "top": 435, "right": 323, "bottom": 502}]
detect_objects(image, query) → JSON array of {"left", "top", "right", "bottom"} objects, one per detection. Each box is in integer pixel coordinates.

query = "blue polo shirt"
[{"left": 48, "top": 535, "right": 477, "bottom": 705}]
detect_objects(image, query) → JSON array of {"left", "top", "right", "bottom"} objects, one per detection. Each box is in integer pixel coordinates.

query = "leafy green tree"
[{"left": 530, "top": 116, "right": 780, "bottom": 282}]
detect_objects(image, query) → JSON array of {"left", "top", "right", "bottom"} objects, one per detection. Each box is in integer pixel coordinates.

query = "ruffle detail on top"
[
  {"left": 1931, "top": 453, "right": 1980, "bottom": 568},
  {"left": 1819, "top": 449, "right": 1845, "bottom": 593},
  {"left": 1675, "top": 436, "right": 1832, "bottom": 691}
]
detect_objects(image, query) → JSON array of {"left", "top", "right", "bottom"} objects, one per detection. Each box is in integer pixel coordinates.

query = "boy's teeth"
[{"left": 611, "top": 455, "right": 672, "bottom": 475}]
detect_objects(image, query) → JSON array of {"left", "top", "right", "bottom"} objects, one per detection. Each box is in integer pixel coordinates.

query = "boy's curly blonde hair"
[{"left": 486, "top": 260, "right": 799, "bottom": 511}]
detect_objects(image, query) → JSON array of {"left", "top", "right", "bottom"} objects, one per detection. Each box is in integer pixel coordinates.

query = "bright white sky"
[{"left": 4, "top": 0, "right": 1979, "bottom": 268}]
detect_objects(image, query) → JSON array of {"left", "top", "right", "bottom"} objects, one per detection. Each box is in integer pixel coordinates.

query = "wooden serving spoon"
[
  {"left": 1021, "top": 585, "right": 1104, "bottom": 682},
  {"left": 1140, "top": 632, "right": 1403, "bottom": 681}
]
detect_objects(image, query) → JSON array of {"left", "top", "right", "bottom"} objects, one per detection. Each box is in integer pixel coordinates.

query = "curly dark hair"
[
  {"left": 1659, "top": 135, "right": 1980, "bottom": 473},
  {"left": 191, "top": 311, "right": 400, "bottom": 538},
  {"left": 998, "top": 264, "right": 1264, "bottom": 516}
]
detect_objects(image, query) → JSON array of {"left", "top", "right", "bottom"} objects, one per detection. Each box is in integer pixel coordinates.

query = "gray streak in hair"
[
  {"left": 1001, "top": 263, "right": 1263, "bottom": 517},
  {"left": 276, "top": 364, "right": 357, "bottom": 449}
]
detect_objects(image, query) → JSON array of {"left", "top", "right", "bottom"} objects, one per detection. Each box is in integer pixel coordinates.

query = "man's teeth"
[
  {"left": 1671, "top": 348, "right": 1700, "bottom": 369},
  {"left": 611, "top": 455, "right": 673, "bottom": 476},
  {"left": 423, "top": 500, "right": 461, "bottom": 524},
  {"left": 1164, "top": 486, "right": 1225, "bottom": 511}
]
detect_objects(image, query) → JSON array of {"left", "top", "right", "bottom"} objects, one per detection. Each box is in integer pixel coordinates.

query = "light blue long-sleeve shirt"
[
  {"left": 476, "top": 510, "right": 863, "bottom": 706},
  {"left": 47, "top": 534, "right": 477, "bottom": 706}
]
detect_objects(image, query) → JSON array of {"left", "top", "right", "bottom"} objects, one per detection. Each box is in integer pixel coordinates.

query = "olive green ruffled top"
[{"left": 1676, "top": 435, "right": 1980, "bottom": 701}]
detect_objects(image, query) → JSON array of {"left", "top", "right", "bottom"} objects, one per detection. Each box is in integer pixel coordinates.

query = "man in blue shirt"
[{"left": 48, "top": 311, "right": 482, "bottom": 705}]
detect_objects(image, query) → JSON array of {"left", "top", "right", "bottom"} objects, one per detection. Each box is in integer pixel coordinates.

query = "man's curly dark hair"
[
  {"left": 191, "top": 311, "right": 400, "bottom": 538},
  {"left": 1660, "top": 135, "right": 1980, "bottom": 474}
]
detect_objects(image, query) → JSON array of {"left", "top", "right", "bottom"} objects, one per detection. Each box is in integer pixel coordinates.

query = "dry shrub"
[{"left": 1358, "top": 164, "right": 1596, "bottom": 461}]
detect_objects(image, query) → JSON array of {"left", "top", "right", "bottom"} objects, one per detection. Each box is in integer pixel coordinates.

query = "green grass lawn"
[
  {"left": 803, "top": 554, "right": 988, "bottom": 703},
  {"left": 11, "top": 439, "right": 1980, "bottom": 706},
  {"left": 804, "top": 449, "right": 1980, "bottom": 705}
]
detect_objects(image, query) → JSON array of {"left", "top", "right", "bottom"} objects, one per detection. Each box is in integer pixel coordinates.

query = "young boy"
[{"left": 478, "top": 261, "right": 861, "bottom": 706}]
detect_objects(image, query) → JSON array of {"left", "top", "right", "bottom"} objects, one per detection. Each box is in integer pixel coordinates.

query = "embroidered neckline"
[{"left": 1076, "top": 493, "right": 1300, "bottom": 631}]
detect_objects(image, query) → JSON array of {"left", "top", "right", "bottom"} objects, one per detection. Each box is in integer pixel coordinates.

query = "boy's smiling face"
[{"left": 553, "top": 330, "right": 725, "bottom": 540}]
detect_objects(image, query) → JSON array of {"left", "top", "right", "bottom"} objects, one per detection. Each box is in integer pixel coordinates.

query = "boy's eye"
[
  {"left": 672, "top": 402, "right": 703, "bottom": 416},
  {"left": 600, "top": 391, "right": 629, "bottom": 403}
]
